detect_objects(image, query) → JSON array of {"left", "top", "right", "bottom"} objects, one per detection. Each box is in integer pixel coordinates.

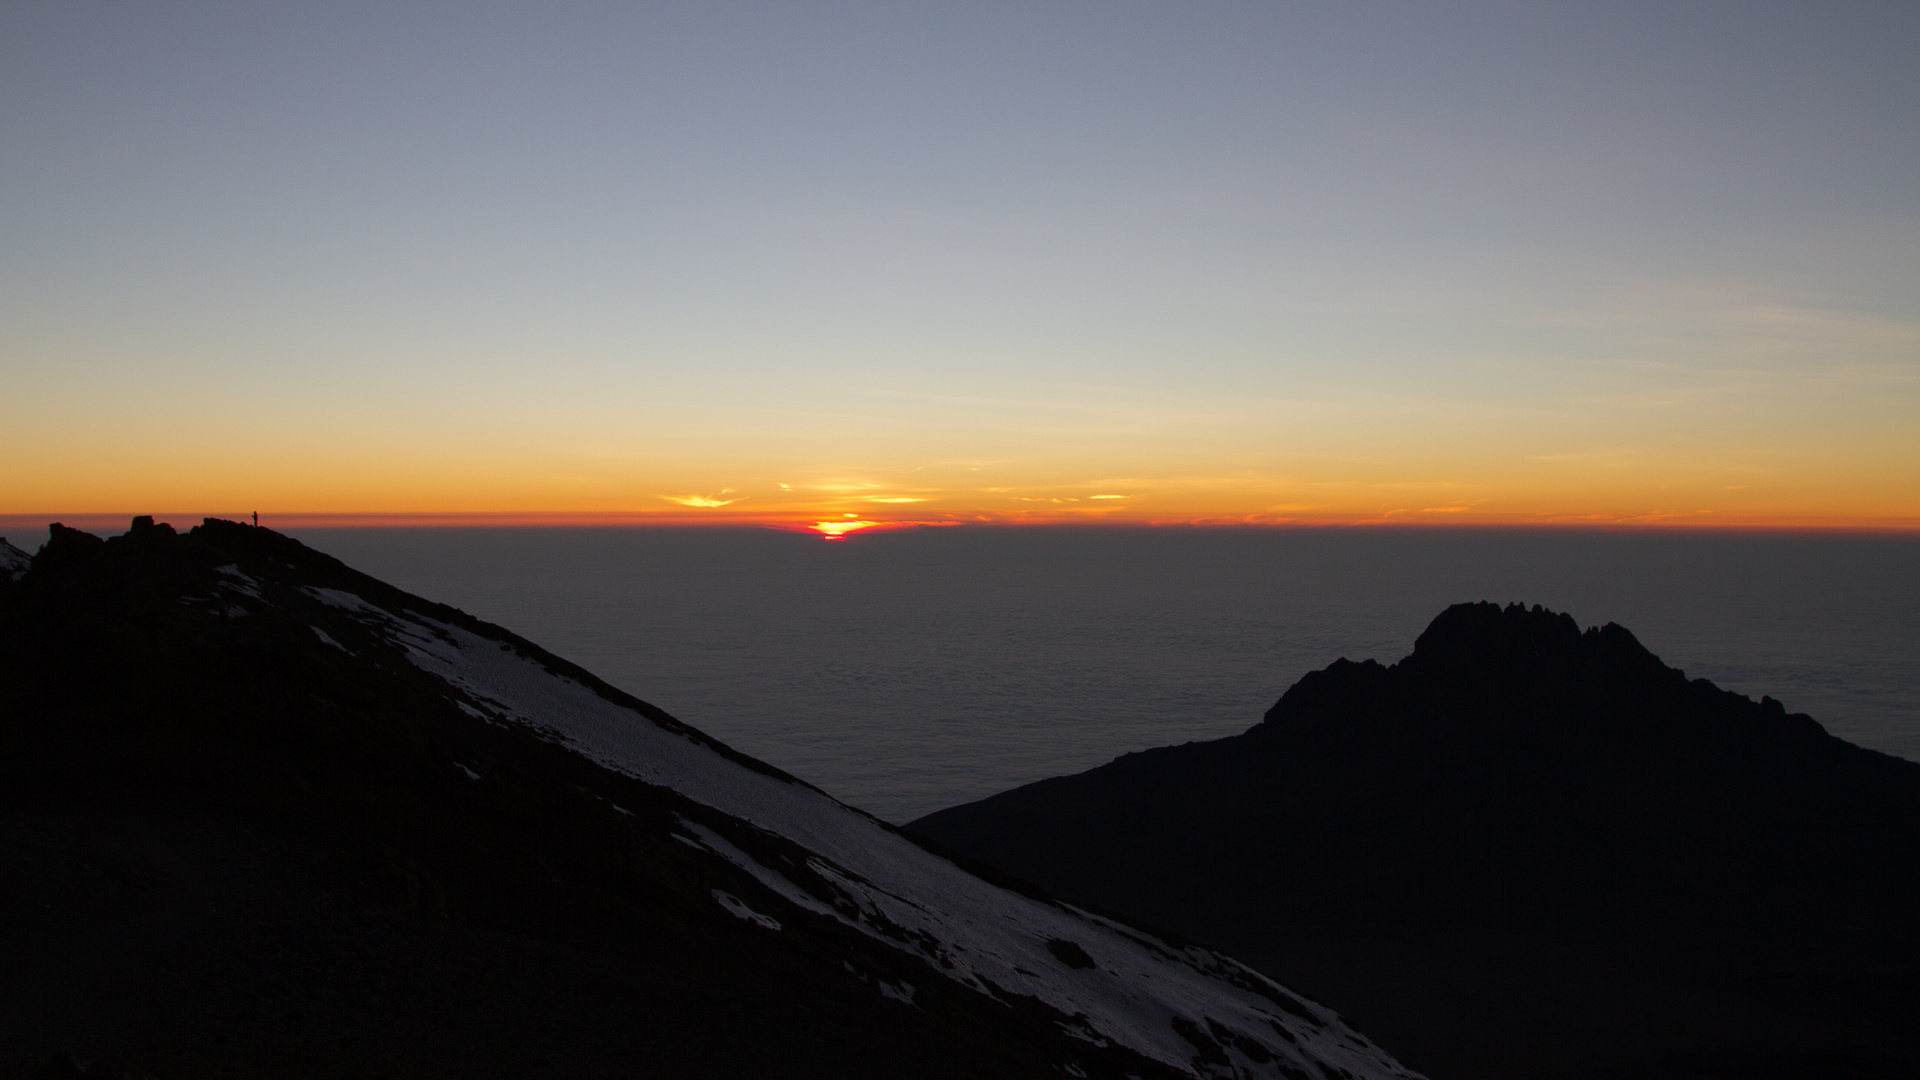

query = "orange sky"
[
  {"left": 8, "top": 399, "right": 1920, "bottom": 533},
  {"left": 7, "top": 390, "right": 1917, "bottom": 533},
  {"left": 8, "top": 467, "right": 1918, "bottom": 538}
]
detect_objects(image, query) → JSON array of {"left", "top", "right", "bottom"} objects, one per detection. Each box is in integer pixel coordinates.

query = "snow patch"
[
  {"left": 713, "top": 889, "right": 781, "bottom": 930},
  {"left": 675, "top": 818, "right": 840, "bottom": 921},
  {"left": 311, "top": 626, "right": 346, "bottom": 651},
  {"left": 0, "top": 539, "right": 29, "bottom": 582},
  {"left": 840, "top": 960, "right": 916, "bottom": 1006},
  {"left": 214, "top": 564, "right": 263, "bottom": 599},
  {"left": 307, "top": 587, "right": 385, "bottom": 616}
]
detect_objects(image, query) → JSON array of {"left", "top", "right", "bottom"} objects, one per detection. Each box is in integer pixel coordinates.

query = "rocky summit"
[
  {"left": 0, "top": 518, "right": 1416, "bottom": 1080},
  {"left": 911, "top": 602, "right": 1920, "bottom": 1080}
]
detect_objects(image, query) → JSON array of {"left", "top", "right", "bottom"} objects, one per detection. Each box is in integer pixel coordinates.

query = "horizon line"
[{"left": 6, "top": 510, "right": 1920, "bottom": 539}]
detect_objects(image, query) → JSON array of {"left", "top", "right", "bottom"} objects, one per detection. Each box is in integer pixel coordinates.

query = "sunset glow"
[{"left": 3, "top": 6, "right": 1916, "bottom": 535}]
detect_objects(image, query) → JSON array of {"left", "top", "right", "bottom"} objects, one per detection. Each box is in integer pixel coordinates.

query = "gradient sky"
[{"left": 4, "top": 1, "right": 1917, "bottom": 529}]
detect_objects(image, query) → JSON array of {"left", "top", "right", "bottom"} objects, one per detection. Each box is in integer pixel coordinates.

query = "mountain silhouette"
[
  {"left": 910, "top": 601, "right": 1920, "bottom": 1080},
  {"left": 0, "top": 518, "right": 1418, "bottom": 1080}
]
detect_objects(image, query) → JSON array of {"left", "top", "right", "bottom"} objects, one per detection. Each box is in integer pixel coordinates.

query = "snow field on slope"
[
  {"left": 0, "top": 540, "right": 30, "bottom": 581},
  {"left": 310, "top": 587, "right": 1417, "bottom": 1080}
]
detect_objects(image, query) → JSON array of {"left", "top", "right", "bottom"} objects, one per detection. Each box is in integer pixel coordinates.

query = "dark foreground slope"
[
  {"left": 911, "top": 602, "right": 1920, "bottom": 1080},
  {"left": 0, "top": 519, "right": 1413, "bottom": 1080}
]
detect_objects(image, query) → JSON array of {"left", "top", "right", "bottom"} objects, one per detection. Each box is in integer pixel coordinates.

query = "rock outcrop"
[{"left": 911, "top": 602, "right": 1920, "bottom": 1080}]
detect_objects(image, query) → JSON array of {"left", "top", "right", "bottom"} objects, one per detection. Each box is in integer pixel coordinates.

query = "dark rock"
[
  {"left": 1046, "top": 937, "right": 1097, "bottom": 969},
  {"left": 910, "top": 601, "right": 1920, "bottom": 1080}
]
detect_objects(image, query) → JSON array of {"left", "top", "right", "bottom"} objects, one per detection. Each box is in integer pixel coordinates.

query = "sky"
[{"left": 4, "top": 1, "right": 1918, "bottom": 532}]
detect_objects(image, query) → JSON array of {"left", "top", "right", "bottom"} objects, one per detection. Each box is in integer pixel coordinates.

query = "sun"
[{"left": 810, "top": 516, "right": 877, "bottom": 541}]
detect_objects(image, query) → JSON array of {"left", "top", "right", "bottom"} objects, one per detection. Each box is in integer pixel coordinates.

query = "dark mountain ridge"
[
  {"left": 1, "top": 519, "right": 1413, "bottom": 1080},
  {"left": 911, "top": 602, "right": 1920, "bottom": 1080}
]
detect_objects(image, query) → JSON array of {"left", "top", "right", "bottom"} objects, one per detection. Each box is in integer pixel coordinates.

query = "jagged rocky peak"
[
  {"left": 1256, "top": 599, "right": 1770, "bottom": 740},
  {"left": 909, "top": 597, "right": 1920, "bottom": 1080},
  {"left": 1403, "top": 600, "right": 1677, "bottom": 684},
  {"left": 1409, "top": 600, "right": 1586, "bottom": 664}
]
